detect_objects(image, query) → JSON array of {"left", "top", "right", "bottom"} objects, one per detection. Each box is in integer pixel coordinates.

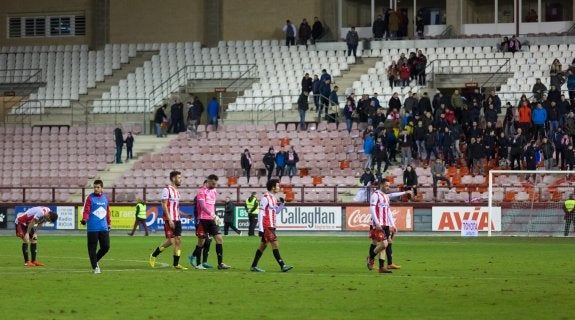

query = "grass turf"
[{"left": 0, "top": 235, "right": 574, "bottom": 320}]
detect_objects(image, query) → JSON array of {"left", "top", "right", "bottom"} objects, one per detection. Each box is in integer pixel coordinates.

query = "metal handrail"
[{"left": 480, "top": 59, "right": 511, "bottom": 92}]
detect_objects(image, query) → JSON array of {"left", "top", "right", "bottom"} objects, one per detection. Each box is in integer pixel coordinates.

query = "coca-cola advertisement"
[{"left": 345, "top": 206, "right": 414, "bottom": 231}]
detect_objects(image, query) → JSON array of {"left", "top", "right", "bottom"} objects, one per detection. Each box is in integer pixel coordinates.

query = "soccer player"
[
  {"left": 15, "top": 206, "right": 58, "bottom": 267},
  {"left": 197, "top": 174, "right": 231, "bottom": 269},
  {"left": 250, "top": 179, "right": 293, "bottom": 273},
  {"left": 149, "top": 171, "right": 188, "bottom": 270},
  {"left": 367, "top": 178, "right": 410, "bottom": 273},
  {"left": 189, "top": 180, "right": 214, "bottom": 270},
  {"left": 81, "top": 179, "right": 111, "bottom": 274}
]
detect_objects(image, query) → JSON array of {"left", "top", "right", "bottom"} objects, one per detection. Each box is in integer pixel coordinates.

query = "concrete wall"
[
  {"left": 0, "top": 0, "right": 91, "bottom": 47},
  {"left": 221, "top": 0, "right": 323, "bottom": 40}
]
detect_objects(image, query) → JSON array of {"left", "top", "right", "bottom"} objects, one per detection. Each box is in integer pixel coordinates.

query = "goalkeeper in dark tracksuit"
[{"left": 564, "top": 196, "right": 575, "bottom": 236}]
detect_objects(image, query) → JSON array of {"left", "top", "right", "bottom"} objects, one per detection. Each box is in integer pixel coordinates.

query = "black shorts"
[
  {"left": 164, "top": 220, "right": 182, "bottom": 238},
  {"left": 15, "top": 223, "right": 35, "bottom": 239},
  {"left": 200, "top": 219, "right": 221, "bottom": 236}
]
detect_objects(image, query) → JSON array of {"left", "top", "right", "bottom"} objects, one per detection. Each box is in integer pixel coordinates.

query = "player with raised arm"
[
  {"left": 149, "top": 170, "right": 188, "bottom": 270},
  {"left": 250, "top": 179, "right": 293, "bottom": 273},
  {"left": 366, "top": 178, "right": 411, "bottom": 273},
  {"left": 15, "top": 206, "right": 58, "bottom": 267},
  {"left": 197, "top": 174, "right": 230, "bottom": 270}
]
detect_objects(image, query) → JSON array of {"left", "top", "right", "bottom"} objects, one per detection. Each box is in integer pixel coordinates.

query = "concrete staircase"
[
  {"left": 67, "top": 134, "right": 177, "bottom": 203},
  {"left": 223, "top": 57, "right": 381, "bottom": 124}
]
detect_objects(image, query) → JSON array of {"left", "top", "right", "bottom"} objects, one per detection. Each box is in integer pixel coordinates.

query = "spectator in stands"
[
  {"left": 567, "top": 70, "right": 575, "bottom": 102},
  {"left": 469, "top": 136, "right": 485, "bottom": 176},
  {"left": 373, "top": 136, "right": 390, "bottom": 176},
  {"left": 525, "top": 9, "right": 538, "bottom": 22},
  {"left": 319, "top": 78, "right": 331, "bottom": 118},
  {"left": 565, "top": 144, "right": 575, "bottom": 171},
  {"left": 508, "top": 35, "right": 521, "bottom": 53},
  {"left": 346, "top": 27, "right": 359, "bottom": 58},
  {"left": 385, "top": 127, "right": 398, "bottom": 162},
  {"left": 124, "top": 132, "right": 134, "bottom": 161},
  {"left": 297, "top": 91, "right": 310, "bottom": 131},
  {"left": 403, "top": 91, "right": 417, "bottom": 116},
  {"left": 550, "top": 58, "right": 563, "bottom": 87},
  {"left": 399, "top": 10, "right": 409, "bottom": 39},
  {"left": 540, "top": 137, "right": 554, "bottom": 170},
  {"left": 442, "top": 127, "right": 455, "bottom": 166},
  {"left": 275, "top": 146, "right": 287, "bottom": 181},
  {"left": 547, "top": 100, "right": 560, "bottom": 136},
  {"left": 387, "top": 61, "right": 399, "bottom": 87},
  {"left": 388, "top": 92, "right": 401, "bottom": 110},
  {"left": 360, "top": 167, "right": 376, "bottom": 186},
  {"left": 298, "top": 18, "right": 311, "bottom": 47},
  {"left": 518, "top": 100, "right": 532, "bottom": 138},
  {"left": 524, "top": 140, "right": 538, "bottom": 181},
  {"left": 373, "top": 15, "right": 385, "bottom": 40},
  {"left": 565, "top": 111, "right": 575, "bottom": 139},
  {"left": 398, "top": 129, "right": 413, "bottom": 168},
  {"left": 558, "top": 94, "right": 571, "bottom": 126},
  {"left": 415, "top": 11, "right": 424, "bottom": 39},
  {"left": 483, "top": 130, "right": 497, "bottom": 162},
  {"left": 263, "top": 147, "right": 276, "bottom": 181},
  {"left": 484, "top": 103, "right": 498, "bottom": 127},
  {"left": 311, "top": 16, "right": 324, "bottom": 44},
  {"left": 532, "top": 78, "right": 547, "bottom": 101},
  {"left": 418, "top": 92, "right": 432, "bottom": 115},
  {"left": 169, "top": 99, "right": 184, "bottom": 134},
  {"left": 241, "top": 149, "right": 253, "bottom": 183},
  {"left": 286, "top": 146, "right": 299, "bottom": 182},
  {"left": 114, "top": 124, "right": 124, "bottom": 164},
  {"left": 187, "top": 100, "right": 202, "bottom": 138},
  {"left": 371, "top": 92, "right": 381, "bottom": 108},
  {"left": 532, "top": 103, "right": 547, "bottom": 141},
  {"left": 343, "top": 98, "right": 355, "bottom": 133},
  {"left": 388, "top": 9, "right": 400, "bottom": 40},
  {"left": 301, "top": 73, "right": 313, "bottom": 93},
  {"left": 312, "top": 74, "right": 321, "bottom": 111},
  {"left": 415, "top": 50, "right": 427, "bottom": 86},
  {"left": 553, "top": 127, "right": 566, "bottom": 167},
  {"left": 399, "top": 62, "right": 410, "bottom": 88},
  {"left": 497, "top": 131, "right": 509, "bottom": 168},
  {"left": 451, "top": 118, "right": 463, "bottom": 159},
  {"left": 424, "top": 125, "right": 438, "bottom": 166},
  {"left": 509, "top": 128, "right": 526, "bottom": 170},
  {"left": 329, "top": 85, "right": 339, "bottom": 109},
  {"left": 367, "top": 100, "right": 378, "bottom": 126},
  {"left": 503, "top": 102, "right": 517, "bottom": 137},
  {"left": 357, "top": 94, "right": 370, "bottom": 124},
  {"left": 223, "top": 198, "right": 241, "bottom": 236},
  {"left": 431, "top": 158, "right": 453, "bottom": 196},
  {"left": 403, "top": 165, "right": 418, "bottom": 197},
  {"left": 283, "top": 20, "right": 297, "bottom": 46},
  {"left": 499, "top": 36, "right": 509, "bottom": 52},
  {"left": 363, "top": 133, "right": 375, "bottom": 169},
  {"left": 407, "top": 52, "right": 417, "bottom": 81},
  {"left": 154, "top": 104, "right": 167, "bottom": 138},
  {"left": 207, "top": 97, "right": 220, "bottom": 130},
  {"left": 489, "top": 90, "right": 502, "bottom": 114}
]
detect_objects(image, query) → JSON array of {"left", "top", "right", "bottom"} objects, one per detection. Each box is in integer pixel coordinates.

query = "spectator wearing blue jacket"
[
  {"left": 532, "top": 103, "right": 547, "bottom": 141},
  {"left": 319, "top": 79, "right": 331, "bottom": 117},
  {"left": 363, "top": 133, "right": 375, "bottom": 169},
  {"left": 207, "top": 97, "right": 220, "bottom": 129},
  {"left": 275, "top": 147, "right": 287, "bottom": 180},
  {"left": 567, "top": 70, "right": 575, "bottom": 101}
]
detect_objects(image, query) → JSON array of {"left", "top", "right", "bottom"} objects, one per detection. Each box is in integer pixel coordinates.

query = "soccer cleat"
[
  {"left": 32, "top": 260, "right": 44, "bottom": 266},
  {"left": 366, "top": 256, "right": 374, "bottom": 271},
  {"left": 195, "top": 264, "right": 206, "bottom": 270},
  {"left": 94, "top": 266, "right": 101, "bottom": 274},
  {"left": 250, "top": 266, "right": 266, "bottom": 272},
  {"left": 217, "top": 263, "right": 231, "bottom": 270},
  {"left": 379, "top": 267, "right": 392, "bottom": 273},
  {"left": 24, "top": 261, "right": 36, "bottom": 267},
  {"left": 174, "top": 264, "right": 188, "bottom": 270},
  {"left": 281, "top": 265, "right": 294, "bottom": 272},
  {"left": 388, "top": 264, "right": 401, "bottom": 269},
  {"left": 149, "top": 254, "right": 156, "bottom": 268},
  {"left": 202, "top": 262, "right": 214, "bottom": 269},
  {"left": 188, "top": 255, "right": 197, "bottom": 267}
]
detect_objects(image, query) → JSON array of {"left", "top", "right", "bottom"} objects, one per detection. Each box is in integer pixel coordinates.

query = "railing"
[
  {"left": 427, "top": 57, "right": 512, "bottom": 84},
  {"left": 0, "top": 68, "right": 43, "bottom": 84},
  {"left": 438, "top": 25, "right": 456, "bottom": 39},
  {"left": 148, "top": 64, "right": 258, "bottom": 110}
]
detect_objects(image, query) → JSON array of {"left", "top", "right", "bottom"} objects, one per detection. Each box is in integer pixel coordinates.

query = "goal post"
[{"left": 488, "top": 169, "right": 575, "bottom": 237}]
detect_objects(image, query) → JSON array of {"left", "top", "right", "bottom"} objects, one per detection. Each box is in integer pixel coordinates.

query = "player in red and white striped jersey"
[
  {"left": 250, "top": 179, "right": 293, "bottom": 273},
  {"left": 149, "top": 170, "right": 189, "bottom": 270},
  {"left": 15, "top": 206, "right": 58, "bottom": 267},
  {"left": 366, "top": 178, "right": 410, "bottom": 273}
]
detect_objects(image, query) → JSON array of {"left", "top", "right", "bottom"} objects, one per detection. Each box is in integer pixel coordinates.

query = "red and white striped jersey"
[
  {"left": 370, "top": 190, "right": 390, "bottom": 227},
  {"left": 258, "top": 192, "right": 280, "bottom": 231},
  {"left": 15, "top": 206, "right": 51, "bottom": 225},
  {"left": 161, "top": 185, "right": 180, "bottom": 221}
]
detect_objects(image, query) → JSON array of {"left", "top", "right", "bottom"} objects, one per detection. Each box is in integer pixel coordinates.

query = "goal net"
[{"left": 488, "top": 170, "right": 573, "bottom": 237}]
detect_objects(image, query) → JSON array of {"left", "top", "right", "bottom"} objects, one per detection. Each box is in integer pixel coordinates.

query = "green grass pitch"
[{"left": 0, "top": 235, "right": 574, "bottom": 320}]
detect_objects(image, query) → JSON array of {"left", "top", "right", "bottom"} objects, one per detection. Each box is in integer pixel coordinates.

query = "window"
[
  {"left": 342, "top": 0, "right": 372, "bottom": 28},
  {"left": 542, "top": 0, "right": 573, "bottom": 21},
  {"left": 416, "top": 0, "right": 446, "bottom": 25},
  {"left": 7, "top": 15, "right": 85, "bottom": 38},
  {"left": 463, "top": 0, "right": 495, "bottom": 24},
  {"left": 522, "top": 0, "right": 538, "bottom": 22},
  {"left": 498, "top": 0, "right": 515, "bottom": 23}
]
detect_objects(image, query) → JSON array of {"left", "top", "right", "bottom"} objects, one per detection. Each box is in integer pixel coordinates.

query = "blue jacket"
[
  {"left": 363, "top": 136, "right": 375, "bottom": 154},
  {"left": 275, "top": 152, "right": 286, "bottom": 167},
  {"left": 329, "top": 90, "right": 339, "bottom": 106},
  {"left": 207, "top": 99, "right": 219, "bottom": 117},
  {"left": 532, "top": 107, "right": 547, "bottom": 125},
  {"left": 83, "top": 193, "right": 110, "bottom": 232},
  {"left": 568, "top": 74, "right": 575, "bottom": 90}
]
